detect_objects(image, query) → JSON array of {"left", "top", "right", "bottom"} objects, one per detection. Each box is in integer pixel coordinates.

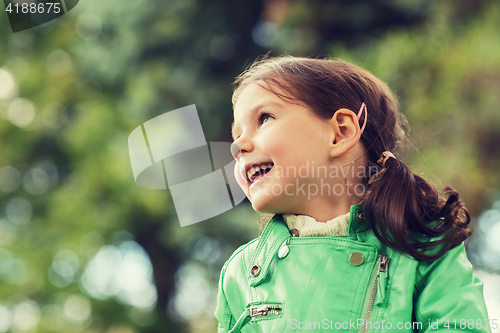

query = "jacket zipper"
[
  {"left": 229, "top": 304, "right": 282, "bottom": 333},
  {"left": 362, "top": 255, "right": 390, "bottom": 333},
  {"left": 249, "top": 304, "right": 281, "bottom": 317}
]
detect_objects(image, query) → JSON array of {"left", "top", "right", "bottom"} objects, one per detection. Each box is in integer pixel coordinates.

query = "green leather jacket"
[{"left": 214, "top": 204, "right": 491, "bottom": 333}]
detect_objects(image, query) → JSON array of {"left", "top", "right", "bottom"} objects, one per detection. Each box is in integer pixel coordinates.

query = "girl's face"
[{"left": 231, "top": 82, "right": 338, "bottom": 215}]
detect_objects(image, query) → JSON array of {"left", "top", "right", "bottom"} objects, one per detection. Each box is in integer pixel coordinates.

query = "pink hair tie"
[
  {"left": 367, "top": 151, "right": 396, "bottom": 184},
  {"left": 357, "top": 102, "right": 367, "bottom": 135},
  {"left": 377, "top": 151, "right": 396, "bottom": 168}
]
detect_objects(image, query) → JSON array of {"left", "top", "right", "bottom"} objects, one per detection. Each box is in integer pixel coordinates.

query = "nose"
[
  {"left": 231, "top": 136, "right": 253, "bottom": 161},
  {"left": 230, "top": 142, "right": 241, "bottom": 161}
]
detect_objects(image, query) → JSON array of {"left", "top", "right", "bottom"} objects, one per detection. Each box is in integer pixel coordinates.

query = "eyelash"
[
  {"left": 233, "top": 112, "right": 274, "bottom": 141},
  {"left": 258, "top": 112, "right": 273, "bottom": 125}
]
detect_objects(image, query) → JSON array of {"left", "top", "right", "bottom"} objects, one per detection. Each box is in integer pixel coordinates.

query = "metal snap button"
[
  {"left": 250, "top": 265, "right": 260, "bottom": 276},
  {"left": 278, "top": 245, "right": 290, "bottom": 259},
  {"left": 357, "top": 212, "right": 365, "bottom": 221},
  {"left": 290, "top": 228, "right": 300, "bottom": 237},
  {"left": 349, "top": 252, "right": 364, "bottom": 266}
]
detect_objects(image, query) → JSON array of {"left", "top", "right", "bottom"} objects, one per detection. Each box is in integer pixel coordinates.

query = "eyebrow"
[{"left": 231, "top": 101, "right": 283, "bottom": 140}]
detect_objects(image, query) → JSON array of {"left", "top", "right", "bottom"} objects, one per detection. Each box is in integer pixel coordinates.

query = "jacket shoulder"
[
  {"left": 221, "top": 237, "right": 260, "bottom": 276},
  {"left": 414, "top": 241, "right": 478, "bottom": 293},
  {"left": 413, "top": 242, "right": 490, "bottom": 332}
]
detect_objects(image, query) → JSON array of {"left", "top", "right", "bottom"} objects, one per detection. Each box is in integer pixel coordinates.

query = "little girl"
[{"left": 215, "top": 56, "right": 491, "bottom": 333}]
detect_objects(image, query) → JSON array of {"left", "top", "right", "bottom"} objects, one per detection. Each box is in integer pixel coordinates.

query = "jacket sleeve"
[
  {"left": 414, "top": 242, "right": 491, "bottom": 333},
  {"left": 214, "top": 259, "right": 236, "bottom": 333}
]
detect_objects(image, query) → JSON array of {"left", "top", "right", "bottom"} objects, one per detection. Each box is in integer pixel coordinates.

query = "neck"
[{"left": 281, "top": 156, "right": 366, "bottom": 222}]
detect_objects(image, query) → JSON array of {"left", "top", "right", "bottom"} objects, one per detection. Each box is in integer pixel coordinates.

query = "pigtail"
[{"left": 363, "top": 155, "right": 471, "bottom": 262}]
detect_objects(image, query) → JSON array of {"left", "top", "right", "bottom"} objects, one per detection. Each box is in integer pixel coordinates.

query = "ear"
[{"left": 328, "top": 108, "right": 361, "bottom": 157}]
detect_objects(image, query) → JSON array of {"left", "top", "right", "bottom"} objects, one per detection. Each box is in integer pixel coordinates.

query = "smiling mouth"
[{"left": 247, "top": 163, "right": 274, "bottom": 184}]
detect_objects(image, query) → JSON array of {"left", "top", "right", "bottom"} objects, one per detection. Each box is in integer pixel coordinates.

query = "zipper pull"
[
  {"left": 229, "top": 304, "right": 282, "bottom": 333},
  {"left": 229, "top": 308, "right": 251, "bottom": 333},
  {"left": 250, "top": 304, "right": 281, "bottom": 317},
  {"left": 375, "top": 255, "right": 390, "bottom": 306}
]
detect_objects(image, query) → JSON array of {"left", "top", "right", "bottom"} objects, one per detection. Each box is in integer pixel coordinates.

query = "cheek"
[{"left": 234, "top": 161, "right": 249, "bottom": 195}]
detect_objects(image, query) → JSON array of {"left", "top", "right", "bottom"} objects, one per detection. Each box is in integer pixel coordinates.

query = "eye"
[{"left": 258, "top": 112, "right": 273, "bottom": 125}]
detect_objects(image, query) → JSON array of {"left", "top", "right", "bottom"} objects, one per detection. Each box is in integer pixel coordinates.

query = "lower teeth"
[{"left": 252, "top": 168, "right": 272, "bottom": 183}]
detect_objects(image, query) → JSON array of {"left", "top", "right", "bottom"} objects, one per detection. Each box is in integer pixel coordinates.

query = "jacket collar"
[
  {"left": 348, "top": 202, "right": 370, "bottom": 235},
  {"left": 248, "top": 214, "right": 291, "bottom": 287},
  {"left": 248, "top": 203, "right": 369, "bottom": 287}
]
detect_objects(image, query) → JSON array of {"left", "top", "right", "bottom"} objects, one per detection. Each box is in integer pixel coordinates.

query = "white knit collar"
[{"left": 282, "top": 212, "right": 350, "bottom": 237}]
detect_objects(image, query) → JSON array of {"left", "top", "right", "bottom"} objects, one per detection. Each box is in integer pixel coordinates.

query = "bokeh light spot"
[
  {"left": 76, "top": 13, "right": 103, "bottom": 40},
  {"left": 169, "top": 262, "right": 216, "bottom": 322},
  {"left": 81, "top": 240, "right": 158, "bottom": 310},
  {"left": 252, "top": 21, "right": 278, "bottom": 47},
  {"left": 64, "top": 294, "right": 92, "bottom": 324},
  {"left": 7, "top": 98, "right": 36, "bottom": 128},
  {"left": 0, "top": 304, "right": 12, "bottom": 332},
  {"left": 0, "top": 220, "right": 16, "bottom": 246},
  {"left": 48, "top": 250, "right": 80, "bottom": 288},
  {"left": 0, "top": 69, "right": 17, "bottom": 100},
  {"left": 24, "top": 166, "right": 50, "bottom": 195},
  {"left": 6, "top": 197, "right": 32, "bottom": 225},
  {"left": 12, "top": 299, "right": 41, "bottom": 330},
  {"left": 0, "top": 166, "right": 21, "bottom": 193},
  {"left": 46, "top": 50, "right": 72, "bottom": 76}
]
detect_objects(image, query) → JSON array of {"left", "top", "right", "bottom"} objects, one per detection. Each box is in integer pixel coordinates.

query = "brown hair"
[{"left": 232, "top": 55, "right": 471, "bottom": 262}]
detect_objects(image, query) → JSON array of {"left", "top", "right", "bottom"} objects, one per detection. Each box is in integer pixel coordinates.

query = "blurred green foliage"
[{"left": 0, "top": 0, "right": 499, "bottom": 332}]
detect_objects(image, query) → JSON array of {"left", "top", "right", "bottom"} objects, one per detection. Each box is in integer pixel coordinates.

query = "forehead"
[{"left": 234, "top": 81, "right": 276, "bottom": 107}]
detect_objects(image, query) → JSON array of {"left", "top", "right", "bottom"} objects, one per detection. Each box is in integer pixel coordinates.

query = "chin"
[
  {"left": 251, "top": 202, "right": 269, "bottom": 214},
  {"left": 250, "top": 196, "right": 286, "bottom": 215}
]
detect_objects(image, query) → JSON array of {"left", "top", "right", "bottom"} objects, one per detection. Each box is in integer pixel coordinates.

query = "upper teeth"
[{"left": 247, "top": 164, "right": 273, "bottom": 182}]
